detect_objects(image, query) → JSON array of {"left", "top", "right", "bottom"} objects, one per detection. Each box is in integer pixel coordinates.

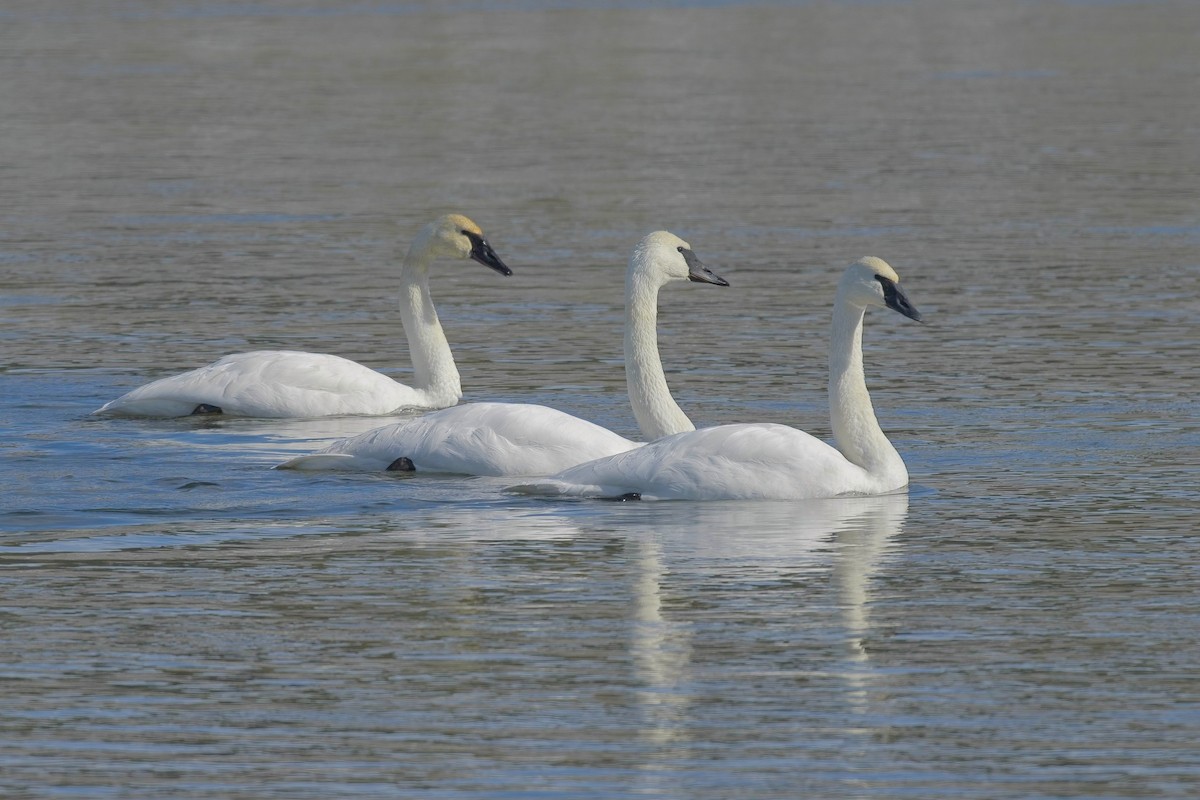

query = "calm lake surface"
[{"left": 2, "top": 0, "right": 1198, "bottom": 797}]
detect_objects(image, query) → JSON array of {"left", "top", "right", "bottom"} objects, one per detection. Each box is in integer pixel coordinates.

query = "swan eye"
[{"left": 677, "top": 246, "right": 684, "bottom": 253}]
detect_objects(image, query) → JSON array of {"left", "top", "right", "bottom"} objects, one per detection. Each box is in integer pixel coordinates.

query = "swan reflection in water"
[
  {"left": 275, "top": 492, "right": 906, "bottom": 792},
  {"left": 613, "top": 494, "right": 909, "bottom": 790},
  {"left": 398, "top": 495, "right": 910, "bottom": 790}
]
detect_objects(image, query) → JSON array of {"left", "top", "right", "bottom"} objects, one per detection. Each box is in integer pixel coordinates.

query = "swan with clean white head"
[
  {"left": 277, "top": 231, "right": 729, "bottom": 476},
  {"left": 509, "top": 256, "right": 922, "bottom": 500},
  {"left": 93, "top": 214, "right": 512, "bottom": 418}
]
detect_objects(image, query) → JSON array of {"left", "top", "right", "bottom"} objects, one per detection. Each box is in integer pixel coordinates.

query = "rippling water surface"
[{"left": 2, "top": 1, "right": 1198, "bottom": 797}]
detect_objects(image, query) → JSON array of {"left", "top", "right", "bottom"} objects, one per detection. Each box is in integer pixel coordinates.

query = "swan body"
[
  {"left": 94, "top": 214, "right": 512, "bottom": 418},
  {"left": 510, "top": 257, "right": 922, "bottom": 500},
  {"left": 509, "top": 423, "right": 894, "bottom": 500},
  {"left": 279, "top": 231, "right": 729, "bottom": 475},
  {"left": 283, "top": 402, "right": 640, "bottom": 476},
  {"left": 93, "top": 350, "right": 441, "bottom": 419}
]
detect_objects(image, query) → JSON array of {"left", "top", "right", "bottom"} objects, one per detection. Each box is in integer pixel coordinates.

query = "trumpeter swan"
[
  {"left": 277, "top": 231, "right": 729, "bottom": 476},
  {"left": 509, "top": 257, "right": 922, "bottom": 500},
  {"left": 93, "top": 214, "right": 512, "bottom": 418}
]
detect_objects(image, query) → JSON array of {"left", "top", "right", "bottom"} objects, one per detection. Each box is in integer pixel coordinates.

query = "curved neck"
[
  {"left": 624, "top": 273, "right": 694, "bottom": 440},
  {"left": 828, "top": 296, "right": 905, "bottom": 481},
  {"left": 397, "top": 242, "right": 461, "bottom": 404}
]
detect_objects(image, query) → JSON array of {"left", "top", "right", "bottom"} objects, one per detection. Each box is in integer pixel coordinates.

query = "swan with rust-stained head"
[
  {"left": 277, "top": 231, "right": 729, "bottom": 476},
  {"left": 94, "top": 214, "right": 512, "bottom": 418},
  {"left": 509, "top": 257, "right": 922, "bottom": 500}
]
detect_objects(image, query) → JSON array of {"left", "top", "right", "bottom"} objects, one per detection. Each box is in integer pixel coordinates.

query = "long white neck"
[
  {"left": 625, "top": 272, "right": 695, "bottom": 440},
  {"left": 397, "top": 240, "right": 461, "bottom": 405},
  {"left": 827, "top": 294, "right": 906, "bottom": 484}
]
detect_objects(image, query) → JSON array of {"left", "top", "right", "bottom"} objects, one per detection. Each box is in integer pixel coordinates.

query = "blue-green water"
[{"left": 2, "top": 1, "right": 1199, "bottom": 797}]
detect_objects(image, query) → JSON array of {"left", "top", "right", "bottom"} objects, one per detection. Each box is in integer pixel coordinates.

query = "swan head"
[
  {"left": 841, "top": 257, "right": 922, "bottom": 322},
  {"left": 631, "top": 230, "right": 730, "bottom": 288},
  {"left": 414, "top": 214, "right": 513, "bottom": 276}
]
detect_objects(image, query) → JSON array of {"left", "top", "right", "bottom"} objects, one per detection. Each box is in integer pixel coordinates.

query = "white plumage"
[
  {"left": 510, "top": 423, "right": 887, "bottom": 500},
  {"left": 278, "top": 231, "right": 729, "bottom": 475},
  {"left": 510, "top": 257, "right": 922, "bottom": 500},
  {"left": 285, "top": 402, "right": 638, "bottom": 476},
  {"left": 94, "top": 213, "right": 512, "bottom": 418}
]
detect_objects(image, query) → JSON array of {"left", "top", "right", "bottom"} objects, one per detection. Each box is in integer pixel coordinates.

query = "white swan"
[
  {"left": 510, "top": 256, "right": 922, "bottom": 500},
  {"left": 93, "top": 214, "right": 512, "bottom": 418},
  {"left": 277, "top": 231, "right": 729, "bottom": 475}
]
